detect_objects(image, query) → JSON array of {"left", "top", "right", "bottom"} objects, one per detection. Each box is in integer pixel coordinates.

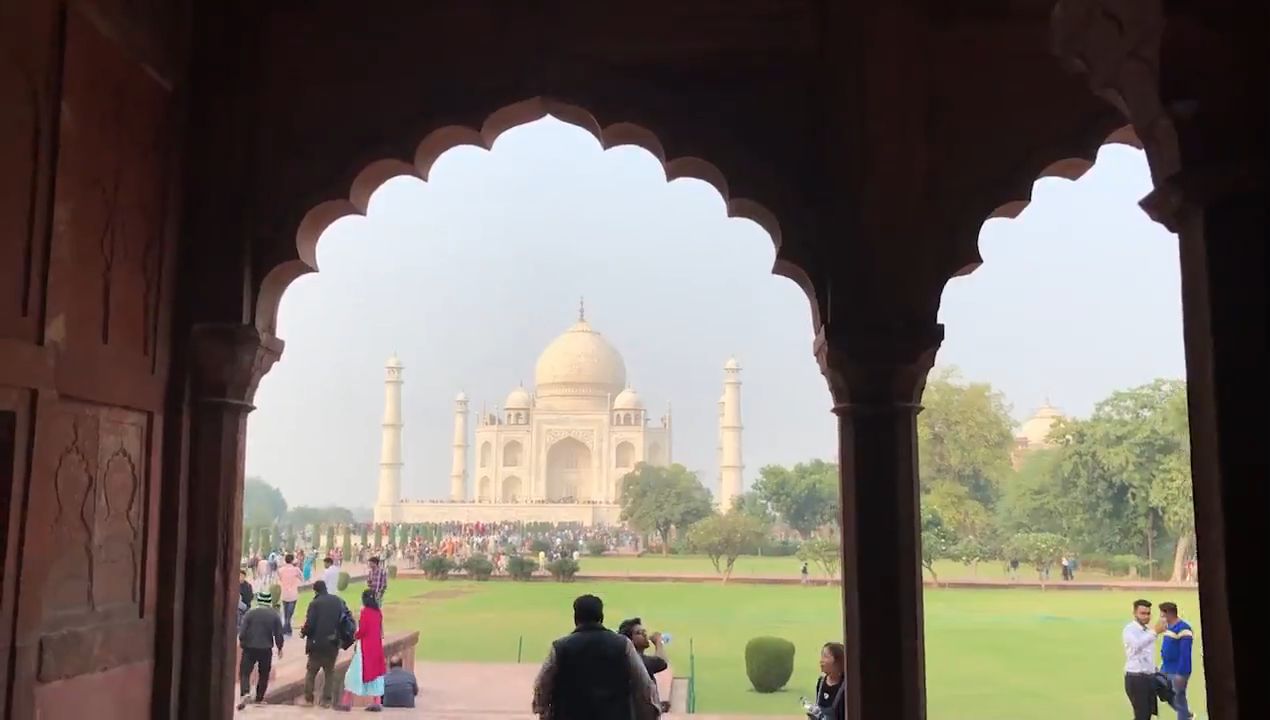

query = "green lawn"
[
  {"left": 579, "top": 553, "right": 1114, "bottom": 582},
  {"left": 302, "top": 578, "right": 1204, "bottom": 718}
]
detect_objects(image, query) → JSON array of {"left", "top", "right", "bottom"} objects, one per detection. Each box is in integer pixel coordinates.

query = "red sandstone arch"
[
  {"left": 256, "top": 96, "right": 812, "bottom": 337},
  {"left": 948, "top": 125, "right": 1146, "bottom": 282}
]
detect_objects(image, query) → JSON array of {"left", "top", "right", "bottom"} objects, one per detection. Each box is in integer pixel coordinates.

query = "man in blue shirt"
[{"left": 1158, "top": 601, "right": 1195, "bottom": 720}]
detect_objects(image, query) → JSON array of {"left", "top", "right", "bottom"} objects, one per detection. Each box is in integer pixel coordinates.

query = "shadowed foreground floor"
[{"left": 234, "top": 661, "right": 793, "bottom": 718}]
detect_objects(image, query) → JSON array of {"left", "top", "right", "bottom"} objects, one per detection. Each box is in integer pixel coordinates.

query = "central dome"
[{"left": 534, "top": 317, "right": 627, "bottom": 402}]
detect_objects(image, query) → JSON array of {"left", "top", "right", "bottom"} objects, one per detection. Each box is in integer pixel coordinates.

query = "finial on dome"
[{"left": 578, "top": 296, "right": 586, "bottom": 321}]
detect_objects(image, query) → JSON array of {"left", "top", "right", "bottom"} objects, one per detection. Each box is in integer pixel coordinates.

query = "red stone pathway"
[{"left": 235, "top": 661, "right": 794, "bottom": 718}]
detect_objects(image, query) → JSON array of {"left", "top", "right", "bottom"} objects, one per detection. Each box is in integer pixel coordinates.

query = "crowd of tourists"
[{"left": 235, "top": 549, "right": 414, "bottom": 711}]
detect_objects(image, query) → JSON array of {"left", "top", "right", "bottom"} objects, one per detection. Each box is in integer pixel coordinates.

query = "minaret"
[
  {"left": 375, "top": 355, "right": 405, "bottom": 522},
  {"left": 719, "top": 357, "right": 744, "bottom": 512},
  {"left": 450, "top": 392, "right": 469, "bottom": 501}
]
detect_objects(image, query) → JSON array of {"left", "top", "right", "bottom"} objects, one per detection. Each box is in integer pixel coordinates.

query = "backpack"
[
  {"left": 1153, "top": 672, "right": 1176, "bottom": 705},
  {"left": 337, "top": 601, "right": 357, "bottom": 650}
]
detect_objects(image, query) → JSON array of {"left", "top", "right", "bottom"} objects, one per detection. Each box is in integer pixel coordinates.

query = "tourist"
[
  {"left": 300, "top": 580, "right": 345, "bottom": 708},
  {"left": 322, "top": 556, "right": 340, "bottom": 592},
  {"left": 1158, "top": 601, "right": 1195, "bottom": 720},
  {"left": 382, "top": 655, "right": 418, "bottom": 708},
  {"left": 256, "top": 554, "right": 271, "bottom": 586},
  {"left": 238, "top": 568, "right": 254, "bottom": 609},
  {"left": 367, "top": 556, "right": 389, "bottom": 606},
  {"left": 339, "top": 589, "right": 387, "bottom": 711},
  {"left": 800, "top": 562, "right": 810, "bottom": 585},
  {"left": 302, "top": 549, "right": 315, "bottom": 581},
  {"left": 531, "top": 594, "right": 660, "bottom": 720},
  {"left": 805, "top": 642, "right": 845, "bottom": 719},
  {"left": 618, "top": 617, "right": 669, "bottom": 680},
  {"left": 237, "top": 590, "right": 285, "bottom": 710},
  {"left": 1123, "top": 599, "right": 1160, "bottom": 720},
  {"left": 278, "top": 553, "right": 303, "bottom": 635},
  {"left": 1061, "top": 556, "right": 1071, "bottom": 581}
]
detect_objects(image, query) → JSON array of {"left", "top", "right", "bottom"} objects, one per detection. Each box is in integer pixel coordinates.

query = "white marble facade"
[{"left": 374, "top": 305, "right": 741, "bottom": 526}]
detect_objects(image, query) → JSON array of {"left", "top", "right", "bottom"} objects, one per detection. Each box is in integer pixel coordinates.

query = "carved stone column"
[
  {"left": 818, "top": 322, "right": 942, "bottom": 720},
  {"left": 178, "top": 324, "right": 280, "bottom": 719},
  {"left": 1144, "top": 179, "right": 1265, "bottom": 720}
]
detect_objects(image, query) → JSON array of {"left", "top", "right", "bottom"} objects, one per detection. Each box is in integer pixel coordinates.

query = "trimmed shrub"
[
  {"left": 421, "top": 555, "right": 455, "bottom": 580},
  {"left": 387, "top": 564, "right": 399, "bottom": 579},
  {"left": 529, "top": 539, "right": 551, "bottom": 555},
  {"left": 463, "top": 554, "right": 495, "bottom": 581},
  {"left": 546, "top": 557, "right": 580, "bottom": 582},
  {"left": 744, "top": 636, "right": 795, "bottom": 693},
  {"left": 586, "top": 539, "right": 608, "bottom": 557},
  {"left": 507, "top": 555, "right": 538, "bottom": 581},
  {"left": 337, "top": 571, "right": 350, "bottom": 591},
  {"left": 559, "top": 540, "right": 580, "bottom": 557}
]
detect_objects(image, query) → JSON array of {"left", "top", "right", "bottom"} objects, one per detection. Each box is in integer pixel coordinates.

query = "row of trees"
[
  {"left": 614, "top": 371, "right": 1195, "bottom": 585},
  {"left": 919, "top": 371, "right": 1194, "bottom": 582}
]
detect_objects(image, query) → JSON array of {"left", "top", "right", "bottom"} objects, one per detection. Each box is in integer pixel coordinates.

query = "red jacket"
[{"left": 356, "top": 606, "right": 386, "bottom": 681}]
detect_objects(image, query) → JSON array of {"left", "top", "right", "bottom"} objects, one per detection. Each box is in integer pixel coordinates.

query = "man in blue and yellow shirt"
[{"left": 1158, "top": 601, "right": 1195, "bottom": 720}]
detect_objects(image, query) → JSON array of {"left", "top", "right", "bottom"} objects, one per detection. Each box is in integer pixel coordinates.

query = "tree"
[
  {"left": 324, "top": 525, "right": 336, "bottom": 553},
  {"left": 1048, "top": 380, "right": 1191, "bottom": 577},
  {"left": 920, "top": 506, "right": 957, "bottom": 584},
  {"left": 619, "top": 463, "right": 714, "bottom": 554},
  {"left": 243, "top": 477, "right": 288, "bottom": 528},
  {"left": 731, "top": 491, "right": 777, "bottom": 526},
  {"left": 917, "top": 370, "right": 1014, "bottom": 506},
  {"left": 751, "top": 460, "right": 838, "bottom": 539},
  {"left": 687, "top": 513, "right": 769, "bottom": 582},
  {"left": 795, "top": 537, "right": 840, "bottom": 580},
  {"left": 1005, "top": 532, "right": 1067, "bottom": 587},
  {"left": 341, "top": 529, "right": 354, "bottom": 560}
]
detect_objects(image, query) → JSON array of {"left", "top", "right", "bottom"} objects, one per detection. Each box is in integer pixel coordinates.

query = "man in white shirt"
[
  {"left": 1123, "top": 598, "right": 1165, "bottom": 720},
  {"left": 321, "top": 556, "right": 340, "bottom": 594}
]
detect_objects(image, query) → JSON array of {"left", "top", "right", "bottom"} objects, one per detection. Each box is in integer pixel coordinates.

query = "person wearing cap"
[{"left": 238, "top": 589, "right": 285, "bottom": 709}]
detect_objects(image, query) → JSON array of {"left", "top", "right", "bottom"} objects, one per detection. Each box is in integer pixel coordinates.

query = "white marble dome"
[
  {"left": 534, "top": 318, "right": 627, "bottom": 400},
  {"left": 1018, "top": 403, "right": 1063, "bottom": 447},
  {"left": 504, "top": 386, "right": 532, "bottom": 409},
  {"left": 613, "top": 387, "right": 644, "bottom": 410}
]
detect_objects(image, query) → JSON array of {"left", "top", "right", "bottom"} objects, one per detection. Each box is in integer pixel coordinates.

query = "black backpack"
[
  {"left": 1153, "top": 672, "right": 1176, "bottom": 705},
  {"left": 338, "top": 601, "right": 357, "bottom": 650}
]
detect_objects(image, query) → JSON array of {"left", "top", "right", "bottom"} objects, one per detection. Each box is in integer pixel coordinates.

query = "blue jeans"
[
  {"left": 1167, "top": 673, "right": 1191, "bottom": 719},
  {"left": 282, "top": 600, "right": 297, "bottom": 635}
]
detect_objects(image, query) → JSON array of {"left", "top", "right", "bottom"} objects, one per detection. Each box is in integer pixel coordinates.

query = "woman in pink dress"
[{"left": 342, "top": 589, "right": 387, "bottom": 710}]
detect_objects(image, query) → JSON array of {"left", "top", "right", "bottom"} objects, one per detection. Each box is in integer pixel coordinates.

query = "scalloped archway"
[
  {"left": 949, "top": 125, "right": 1146, "bottom": 283},
  {"left": 255, "top": 96, "right": 818, "bottom": 338}
]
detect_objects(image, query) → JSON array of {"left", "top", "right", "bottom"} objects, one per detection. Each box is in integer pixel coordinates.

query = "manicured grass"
[
  {"left": 580, "top": 553, "right": 1114, "bottom": 582},
  {"left": 305, "top": 578, "right": 1205, "bottom": 718}
]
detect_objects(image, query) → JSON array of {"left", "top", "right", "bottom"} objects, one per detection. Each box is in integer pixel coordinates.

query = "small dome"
[
  {"left": 455, "top": 391, "right": 468, "bottom": 403},
  {"left": 613, "top": 387, "right": 644, "bottom": 410},
  {"left": 504, "top": 386, "right": 532, "bottom": 409},
  {"left": 724, "top": 357, "right": 741, "bottom": 370},
  {"left": 1018, "top": 403, "right": 1064, "bottom": 447}
]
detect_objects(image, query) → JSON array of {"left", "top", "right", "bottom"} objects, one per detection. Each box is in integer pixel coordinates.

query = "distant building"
[
  {"left": 1011, "top": 402, "right": 1064, "bottom": 468},
  {"left": 372, "top": 304, "right": 744, "bottom": 525}
]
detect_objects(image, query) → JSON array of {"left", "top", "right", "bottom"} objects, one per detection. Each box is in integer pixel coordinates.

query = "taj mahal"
[{"left": 373, "top": 305, "right": 744, "bottom": 525}]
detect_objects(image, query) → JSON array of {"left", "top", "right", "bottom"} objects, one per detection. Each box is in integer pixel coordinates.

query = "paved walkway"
[{"left": 236, "top": 661, "right": 791, "bottom": 719}]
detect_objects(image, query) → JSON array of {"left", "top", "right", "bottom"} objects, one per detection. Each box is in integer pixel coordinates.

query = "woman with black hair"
[{"left": 807, "top": 642, "right": 845, "bottom": 719}]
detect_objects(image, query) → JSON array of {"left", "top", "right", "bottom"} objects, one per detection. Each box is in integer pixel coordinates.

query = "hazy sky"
[{"left": 245, "top": 118, "right": 1183, "bottom": 508}]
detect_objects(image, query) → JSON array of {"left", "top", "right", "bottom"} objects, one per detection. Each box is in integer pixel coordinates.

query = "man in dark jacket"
[
  {"left": 299, "top": 580, "right": 345, "bottom": 707},
  {"left": 381, "top": 655, "right": 419, "bottom": 708},
  {"left": 532, "top": 594, "right": 659, "bottom": 720},
  {"left": 237, "top": 590, "right": 284, "bottom": 709}
]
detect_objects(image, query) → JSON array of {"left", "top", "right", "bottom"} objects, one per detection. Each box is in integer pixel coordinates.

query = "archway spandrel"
[{"left": 256, "top": 98, "right": 819, "bottom": 339}]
